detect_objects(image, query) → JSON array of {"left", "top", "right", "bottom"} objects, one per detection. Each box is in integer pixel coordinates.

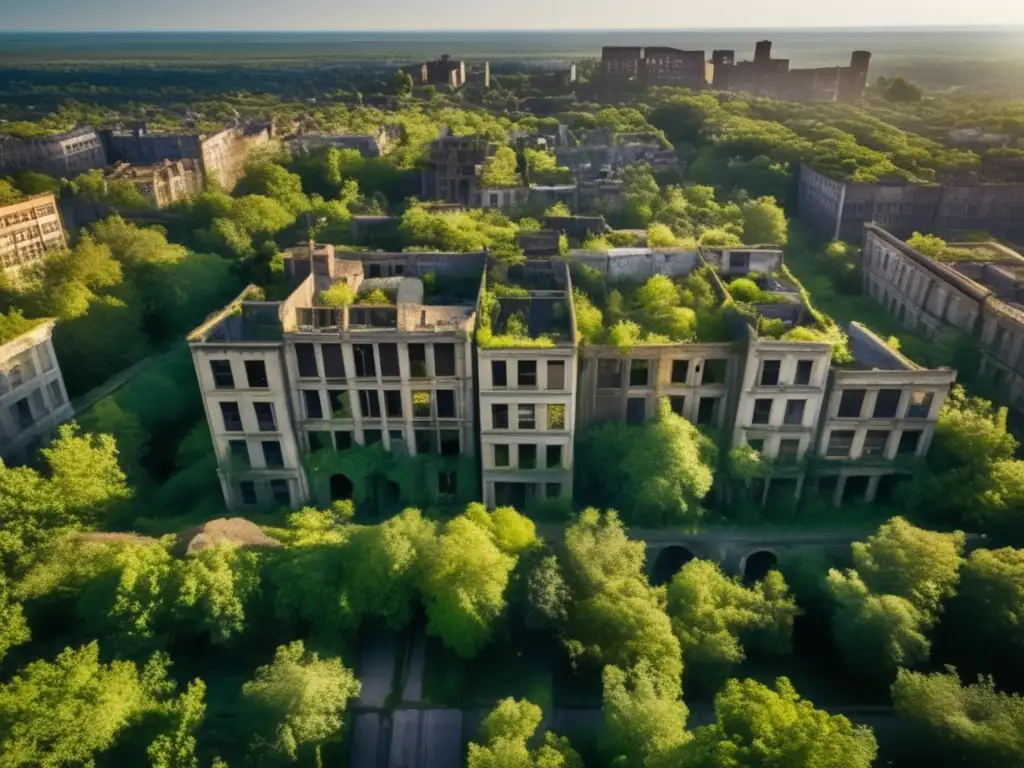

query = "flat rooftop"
[{"left": 480, "top": 260, "right": 575, "bottom": 347}]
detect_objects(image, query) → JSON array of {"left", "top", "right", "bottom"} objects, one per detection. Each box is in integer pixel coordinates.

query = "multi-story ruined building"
[
  {"left": 0, "top": 126, "right": 108, "bottom": 177},
  {"left": 0, "top": 193, "right": 67, "bottom": 275},
  {"left": 710, "top": 41, "right": 870, "bottom": 103},
  {"left": 189, "top": 238, "right": 955, "bottom": 512},
  {"left": 421, "top": 134, "right": 494, "bottom": 206},
  {"left": 477, "top": 261, "right": 578, "bottom": 508},
  {"left": 0, "top": 320, "right": 73, "bottom": 465},
  {"left": 286, "top": 125, "right": 401, "bottom": 158},
  {"left": 600, "top": 46, "right": 707, "bottom": 87},
  {"left": 799, "top": 164, "right": 1024, "bottom": 243},
  {"left": 188, "top": 244, "right": 482, "bottom": 510},
  {"left": 862, "top": 223, "right": 1024, "bottom": 411},
  {"left": 102, "top": 123, "right": 273, "bottom": 192},
  {"left": 104, "top": 160, "right": 204, "bottom": 209},
  {"left": 406, "top": 55, "right": 470, "bottom": 89}
]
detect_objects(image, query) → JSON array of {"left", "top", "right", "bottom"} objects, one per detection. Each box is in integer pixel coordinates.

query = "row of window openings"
[
  {"left": 0, "top": 346, "right": 55, "bottom": 394},
  {"left": 491, "top": 360, "right": 565, "bottom": 390},
  {"left": 297, "top": 342, "right": 455, "bottom": 380},
  {"left": 836, "top": 389, "right": 933, "bottom": 419},
  {"left": 302, "top": 389, "right": 457, "bottom": 420},
  {"left": 597, "top": 358, "right": 729, "bottom": 389},
  {"left": 758, "top": 359, "right": 815, "bottom": 387},
  {"left": 237, "top": 479, "right": 292, "bottom": 507},
  {"left": 228, "top": 439, "right": 284, "bottom": 468},
  {"left": 492, "top": 403, "right": 566, "bottom": 430},
  {"left": 752, "top": 398, "right": 806, "bottom": 426},
  {"left": 493, "top": 443, "right": 564, "bottom": 470},
  {"left": 308, "top": 428, "right": 461, "bottom": 456},
  {"left": 6, "top": 382, "right": 64, "bottom": 433},
  {"left": 493, "top": 481, "right": 563, "bottom": 507},
  {"left": 825, "top": 429, "right": 922, "bottom": 458}
]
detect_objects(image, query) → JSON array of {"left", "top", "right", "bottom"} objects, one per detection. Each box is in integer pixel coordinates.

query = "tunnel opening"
[
  {"left": 651, "top": 545, "right": 696, "bottom": 586},
  {"left": 742, "top": 549, "right": 779, "bottom": 585}
]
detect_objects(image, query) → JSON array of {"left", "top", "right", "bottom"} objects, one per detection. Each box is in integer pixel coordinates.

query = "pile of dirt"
[{"left": 175, "top": 517, "right": 283, "bottom": 555}]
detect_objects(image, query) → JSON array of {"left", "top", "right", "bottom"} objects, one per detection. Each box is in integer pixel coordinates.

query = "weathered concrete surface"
[
  {"left": 348, "top": 713, "right": 382, "bottom": 768},
  {"left": 388, "top": 709, "right": 462, "bottom": 768},
  {"left": 356, "top": 628, "right": 399, "bottom": 709},
  {"left": 401, "top": 630, "right": 426, "bottom": 703}
]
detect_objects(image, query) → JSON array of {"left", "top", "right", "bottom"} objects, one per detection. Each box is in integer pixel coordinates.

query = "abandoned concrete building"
[
  {"left": 188, "top": 244, "right": 482, "bottom": 510},
  {"left": 710, "top": 42, "right": 870, "bottom": 103},
  {"left": 862, "top": 223, "right": 1024, "bottom": 411},
  {"left": 0, "top": 193, "right": 68, "bottom": 276},
  {"left": 599, "top": 46, "right": 707, "bottom": 87},
  {"left": 102, "top": 122, "right": 273, "bottom": 192},
  {"left": 0, "top": 320, "right": 74, "bottom": 466},
  {"left": 798, "top": 164, "right": 1024, "bottom": 243},
  {"left": 407, "top": 55, "right": 469, "bottom": 89},
  {"left": 188, "top": 238, "right": 955, "bottom": 512},
  {"left": 477, "top": 260, "right": 578, "bottom": 509},
  {"left": 286, "top": 125, "right": 401, "bottom": 158},
  {"left": 0, "top": 126, "right": 108, "bottom": 177},
  {"left": 104, "top": 160, "right": 204, "bottom": 209},
  {"left": 421, "top": 133, "right": 494, "bottom": 206}
]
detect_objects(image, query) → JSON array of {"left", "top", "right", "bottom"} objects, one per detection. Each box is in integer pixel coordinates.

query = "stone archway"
[
  {"left": 329, "top": 473, "right": 353, "bottom": 502},
  {"left": 740, "top": 549, "right": 779, "bottom": 584},
  {"left": 651, "top": 545, "right": 697, "bottom": 586}
]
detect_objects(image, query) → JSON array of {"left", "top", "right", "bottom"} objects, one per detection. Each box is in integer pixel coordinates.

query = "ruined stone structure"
[
  {"left": 0, "top": 320, "right": 73, "bottom": 466},
  {"left": 711, "top": 41, "right": 870, "bottom": 103},
  {"left": 863, "top": 224, "right": 1024, "bottom": 411},
  {"left": 0, "top": 126, "right": 108, "bottom": 177},
  {"left": 188, "top": 244, "right": 482, "bottom": 510},
  {"left": 189, "top": 240, "right": 956, "bottom": 512},
  {"left": 409, "top": 55, "right": 469, "bottom": 89},
  {"left": 0, "top": 193, "right": 67, "bottom": 275},
  {"left": 799, "top": 164, "right": 1024, "bottom": 243},
  {"left": 104, "top": 159, "right": 204, "bottom": 209},
  {"left": 103, "top": 123, "right": 273, "bottom": 192},
  {"left": 286, "top": 125, "right": 400, "bottom": 158},
  {"left": 600, "top": 46, "right": 706, "bottom": 87},
  {"left": 421, "top": 134, "right": 494, "bottom": 206}
]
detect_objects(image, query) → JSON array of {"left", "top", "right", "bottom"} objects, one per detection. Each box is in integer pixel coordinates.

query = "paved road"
[{"left": 356, "top": 628, "right": 399, "bottom": 709}]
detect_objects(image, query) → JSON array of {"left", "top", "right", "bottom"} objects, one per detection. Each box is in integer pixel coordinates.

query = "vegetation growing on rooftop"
[
  {"left": 315, "top": 282, "right": 355, "bottom": 308},
  {"left": 356, "top": 287, "right": 392, "bottom": 305},
  {"left": 479, "top": 146, "right": 520, "bottom": 188},
  {"left": 907, "top": 231, "right": 1007, "bottom": 262},
  {"left": 571, "top": 265, "right": 728, "bottom": 348},
  {"left": 523, "top": 148, "right": 574, "bottom": 185},
  {"left": 0, "top": 310, "right": 43, "bottom": 346},
  {"left": 475, "top": 289, "right": 558, "bottom": 349}
]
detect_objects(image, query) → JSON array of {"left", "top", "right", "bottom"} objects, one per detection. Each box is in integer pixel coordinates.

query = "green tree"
[
  {"left": 577, "top": 400, "right": 715, "bottom": 526},
  {"left": 0, "top": 179, "right": 23, "bottom": 205},
  {"left": 394, "top": 70, "right": 414, "bottom": 98},
  {"left": 944, "top": 547, "right": 1024, "bottom": 677},
  {"left": 666, "top": 560, "right": 798, "bottom": 689},
  {"left": 850, "top": 516, "right": 964, "bottom": 615},
  {"left": 479, "top": 147, "right": 520, "bottom": 188},
  {"left": 171, "top": 545, "right": 263, "bottom": 645},
  {"left": 893, "top": 669, "right": 1024, "bottom": 766},
  {"left": 0, "top": 642, "right": 155, "bottom": 767},
  {"left": 420, "top": 515, "right": 515, "bottom": 657},
  {"left": 234, "top": 163, "right": 309, "bottom": 215},
  {"left": 739, "top": 196, "right": 788, "bottom": 245},
  {"left": 468, "top": 698, "right": 581, "bottom": 768},
  {"left": 0, "top": 573, "right": 29, "bottom": 662},
  {"left": 601, "top": 662, "right": 690, "bottom": 768},
  {"left": 147, "top": 679, "right": 206, "bottom": 768},
  {"left": 685, "top": 677, "right": 877, "bottom": 768},
  {"left": 241, "top": 641, "right": 360, "bottom": 765}
]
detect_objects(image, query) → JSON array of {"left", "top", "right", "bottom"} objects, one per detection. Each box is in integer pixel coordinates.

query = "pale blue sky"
[{"left": 3, "top": 0, "right": 1023, "bottom": 31}]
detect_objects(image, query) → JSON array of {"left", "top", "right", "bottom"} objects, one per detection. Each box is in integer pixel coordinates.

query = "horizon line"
[{"left": 4, "top": 23, "right": 1024, "bottom": 33}]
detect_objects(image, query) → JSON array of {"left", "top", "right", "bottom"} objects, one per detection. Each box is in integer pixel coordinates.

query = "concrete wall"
[{"left": 0, "top": 321, "right": 73, "bottom": 465}]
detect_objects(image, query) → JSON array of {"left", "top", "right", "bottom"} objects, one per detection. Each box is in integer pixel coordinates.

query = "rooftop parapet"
[{"left": 477, "top": 259, "right": 576, "bottom": 348}]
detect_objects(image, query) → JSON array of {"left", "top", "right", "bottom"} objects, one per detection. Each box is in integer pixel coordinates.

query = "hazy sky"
[{"left": 4, "top": 0, "right": 1024, "bottom": 31}]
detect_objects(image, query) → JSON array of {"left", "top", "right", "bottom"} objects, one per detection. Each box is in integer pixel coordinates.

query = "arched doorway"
[
  {"left": 742, "top": 550, "right": 779, "bottom": 585},
  {"left": 329, "top": 473, "right": 353, "bottom": 502},
  {"left": 651, "top": 545, "right": 696, "bottom": 586}
]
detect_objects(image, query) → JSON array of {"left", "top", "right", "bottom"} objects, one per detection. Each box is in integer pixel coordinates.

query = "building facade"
[
  {"left": 0, "top": 320, "right": 74, "bottom": 465},
  {"left": 0, "top": 194, "right": 68, "bottom": 275},
  {"left": 189, "top": 245, "right": 482, "bottom": 510},
  {"left": 862, "top": 223, "right": 1024, "bottom": 411},
  {"left": 0, "top": 126, "right": 108, "bottom": 177},
  {"left": 421, "top": 135, "right": 494, "bottom": 206},
  {"left": 799, "top": 164, "right": 1024, "bottom": 243},
  {"left": 104, "top": 160, "right": 204, "bottom": 209}
]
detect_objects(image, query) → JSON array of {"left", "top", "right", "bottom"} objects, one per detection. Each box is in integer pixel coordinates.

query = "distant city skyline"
[{"left": 6, "top": 0, "right": 1024, "bottom": 33}]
